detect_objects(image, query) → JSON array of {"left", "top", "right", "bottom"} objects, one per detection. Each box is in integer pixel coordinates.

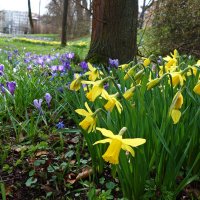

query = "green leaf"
[
  {"left": 25, "top": 177, "right": 37, "bottom": 187},
  {"left": 106, "top": 181, "right": 116, "bottom": 190}
]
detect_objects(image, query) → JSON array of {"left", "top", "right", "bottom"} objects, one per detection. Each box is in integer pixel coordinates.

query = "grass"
[{"left": 0, "top": 34, "right": 199, "bottom": 199}]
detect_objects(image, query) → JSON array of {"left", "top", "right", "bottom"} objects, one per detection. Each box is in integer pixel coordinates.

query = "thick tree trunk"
[
  {"left": 86, "top": 0, "right": 138, "bottom": 64},
  {"left": 28, "top": 0, "right": 34, "bottom": 34},
  {"left": 61, "top": 0, "right": 69, "bottom": 46}
]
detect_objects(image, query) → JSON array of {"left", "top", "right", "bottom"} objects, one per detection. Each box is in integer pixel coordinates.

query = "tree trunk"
[
  {"left": 28, "top": 0, "right": 34, "bottom": 34},
  {"left": 86, "top": 0, "right": 138, "bottom": 64},
  {"left": 61, "top": 0, "right": 69, "bottom": 46}
]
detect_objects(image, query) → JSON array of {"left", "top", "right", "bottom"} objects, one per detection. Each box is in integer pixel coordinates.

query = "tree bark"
[
  {"left": 61, "top": 0, "right": 69, "bottom": 46},
  {"left": 28, "top": 0, "right": 34, "bottom": 34},
  {"left": 86, "top": 0, "right": 138, "bottom": 64}
]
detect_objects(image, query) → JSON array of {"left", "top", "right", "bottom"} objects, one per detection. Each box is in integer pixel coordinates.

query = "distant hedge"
[{"left": 151, "top": 0, "right": 200, "bottom": 57}]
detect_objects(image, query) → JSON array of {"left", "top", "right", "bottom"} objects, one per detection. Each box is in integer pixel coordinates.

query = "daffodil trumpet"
[{"left": 93, "top": 127, "right": 146, "bottom": 164}]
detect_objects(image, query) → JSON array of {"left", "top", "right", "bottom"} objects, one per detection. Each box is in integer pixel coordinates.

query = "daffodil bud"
[
  {"left": 147, "top": 78, "right": 161, "bottom": 90},
  {"left": 119, "top": 127, "right": 127, "bottom": 136}
]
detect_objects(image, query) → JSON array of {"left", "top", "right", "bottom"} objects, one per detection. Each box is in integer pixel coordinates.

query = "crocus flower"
[
  {"left": 44, "top": 93, "right": 52, "bottom": 107},
  {"left": 80, "top": 61, "right": 88, "bottom": 71},
  {"left": 6, "top": 81, "right": 16, "bottom": 95},
  {"left": 109, "top": 58, "right": 119, "bottom": 68},
  {"left": 33, "top": 99, "right": 43, "bottom": 111},
  {"left": 66, "top": 52, "right": 75, "bottom": 59},
  {"left": 93, "top": 127, "right": 146, "bottom": 164},
  {"left": 75, "top": 102, "right": 97, "bottom": 133},
  {"left": 0, "top": 83, "right": 5, "bottom": 94},
  {"left": 56, "top": 121, "right": 65, "bottom": 129},
  {"left": 0, "top": 64, "right": 4, "bottom": 76}
]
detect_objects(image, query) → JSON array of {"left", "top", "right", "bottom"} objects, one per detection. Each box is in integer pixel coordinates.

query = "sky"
[
  {"left": 0, "top": 0, "right": 144, "bottom": 15},
  {"left": 0, "top": 0, "right": 51, "bottom": 15}
]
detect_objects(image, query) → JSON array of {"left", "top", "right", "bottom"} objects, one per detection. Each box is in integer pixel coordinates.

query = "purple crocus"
[
  {"left": 6, "top": 81, "right": 16, "bottom": 95},
  {"left": 0, "top": 64, "right": 4, "bottom": 76},
  {"left": 0, "top": 83, "right": 5, "bottom": 94},
  {"left": 79, "top": 61, "right": 88, "bottom": 71},
  {"left": 109, "top": 58, "right": 119, "bottom": 68},
  {"left": 33, "top": 99, "right": 43, "bottom": 111},
  {"left": 44, "top": 93, "right": 52, "bottom": 107},
  {"left": 66, "top": 52, "right": 75, "bottom": 59},
  {"left": 56, "top": 121, "right": 65, "bottom": 129}
]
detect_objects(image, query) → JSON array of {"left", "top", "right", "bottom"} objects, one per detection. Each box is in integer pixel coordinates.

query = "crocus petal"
[
  {"left": 96, "top": 128, "right": 115, "bottom": 138},
  {"left": 122, "top": 138, "right": 146, "bottom": 147}
]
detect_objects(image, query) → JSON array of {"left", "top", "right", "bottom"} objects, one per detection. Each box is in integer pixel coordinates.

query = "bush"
[{"left": 150, "top": 0, "right": 200, "bottom": 56}]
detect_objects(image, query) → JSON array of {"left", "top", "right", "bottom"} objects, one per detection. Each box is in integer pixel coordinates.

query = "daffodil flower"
[
  {"left": 101, "top": 90, "right": 122, "bottom": 113},
  {"left": 82, "top": 78, "right": 109, "bottom": 102},
  {"left": 169, "top": 91, "right": 183, "bottom": 124},
  {"left": 70, "top": 74, "right": 82, "bottom": 91},
  {"left": 169, "top": 72, "right": 184, "bottom": 87},
  {"left": 163, "top": 49, "right": 178, "bottom": 68},
  {"left": 193, "top": 81, "right": 200, "bottom": 95},
  {"left": 123, "top": 86, "right": 135, "bottom": 100},
  {"left": 84, "top": 63, "right": 102, "bottom": 81},
  {"left": 93, "top": 127, "right": 146, "bottom": 165},
  {"left": 147, "top": 78, "right": 161, "bottom": 90},
  {"left": 143, "top": 58, "right": 151, "bottom": 67},
  {"left": 75, "top": 102, "right": 97, "bottom": 133}
]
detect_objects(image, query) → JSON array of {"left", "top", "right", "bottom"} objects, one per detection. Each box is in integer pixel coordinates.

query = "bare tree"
[
  {"left": 28, "top": 0, "right": 34, "bottom": 33},
  {"left": 61, "top": 0, "right": 69, "bottom": 46}
]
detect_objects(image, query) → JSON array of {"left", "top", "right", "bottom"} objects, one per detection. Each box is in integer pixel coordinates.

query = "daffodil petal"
[
  {"left": 96, "top": 128, "right": 115, "bottom": 138},
  {"left": 93, "top": 138, "right": 112, "bottom": 145},
  {"left": 122, "top": 138, "right": 146, "bottom": 147},
  {"left": 171, "top": 109, "right": 181, "bottom": 124},
  {"left": 121, "top": 144, "right": 135, "bottom": 157},
  {"left": 84, "top": 102, "right": 93, "bottom": 114},
  {"left": 75, "top": 109, "right": 90, "bottom": 116}
]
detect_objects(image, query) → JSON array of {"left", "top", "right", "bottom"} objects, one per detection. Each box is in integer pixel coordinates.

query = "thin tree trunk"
[
  {"left": 28, "top": 0, "right": 34, "bottom": 34},
  {"left": 61, "top": 0, "right": 69, "bottom": 46},
  {"left": 86, "top": 0, "right": 138, "bottom": 64}
]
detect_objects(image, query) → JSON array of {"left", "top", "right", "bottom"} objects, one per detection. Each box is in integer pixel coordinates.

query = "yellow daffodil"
[
  {"left": 123, "top": 86, "right": 135, "bottom": 100},
  {"left": 169, "top": 72, "right": 184, "bottom": 87},
  {"left": 143, "top": 58, "right": 151, "bottom": 67},
  {"left": 193, "top": 81, "right": 200, "bottom": 95},
  {"left": 196, "top": 60, "right": 200, "bottom": 66},
  {"left": 124, "top": 67, "right": 135, "bottom": 80},
  {"left": 169, "top": 91, "right": 183, "bottom": 124},
  {"left": 101, "top": 90, "right": 122, "bottom": 113},
  {"left": 70, "top": 74, "right": 82, "bottom": 91},
  {"left": 163, "top": 49, "right": 178, "bottom": 68},
  {"left": 93, "top": 127, "right": 146, "bottom": 164},
  {"left": 119, "top": 64, "right": 129, "bottom": 70},
  {"left": 75, "top": 102, "right": 97, "bottom": 133},
  {"left": 84, "top": 63, "right": 102, "bottom": 81},
  {"left": 82, "top": 79, "right": 108, "bottom": 102},
  {"left": 147, "top": 77, "right": 161, "bottom": 90},
  {"left": 186, "top": 66, "right": 198, "bottom": 76}
]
